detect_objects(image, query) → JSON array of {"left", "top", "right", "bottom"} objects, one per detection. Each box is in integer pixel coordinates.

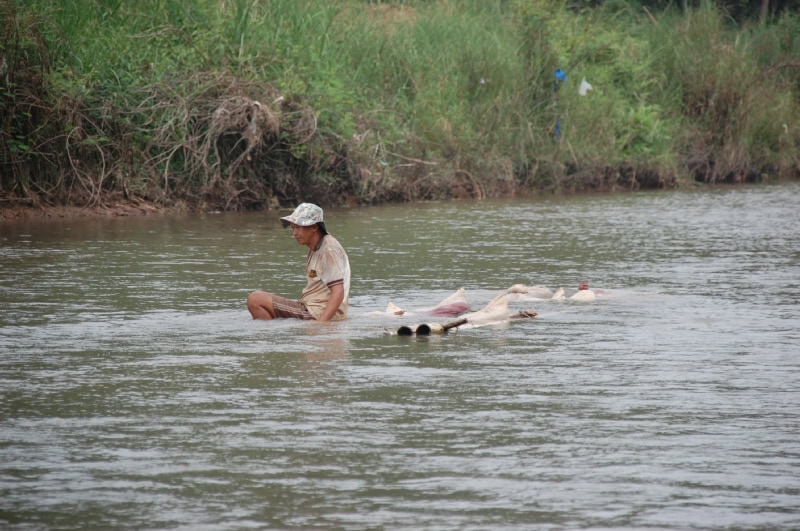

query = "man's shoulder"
[{"left": 320, "top": 234, "right": 347, "bottom": 253}]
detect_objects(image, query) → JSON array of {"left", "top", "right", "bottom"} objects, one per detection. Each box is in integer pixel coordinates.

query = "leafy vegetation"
[{"left": 1, "top": 0, "right": 798, "bottom": 213}]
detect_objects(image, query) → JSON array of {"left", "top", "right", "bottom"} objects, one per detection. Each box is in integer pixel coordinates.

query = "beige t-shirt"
[{"left": 299, "top": 235, "right": 351, "bottom": 320}]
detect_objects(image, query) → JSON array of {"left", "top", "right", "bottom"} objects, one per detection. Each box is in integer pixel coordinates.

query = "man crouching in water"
[{"left": 247, "top": 203, "right": 351, "bottom": 322}]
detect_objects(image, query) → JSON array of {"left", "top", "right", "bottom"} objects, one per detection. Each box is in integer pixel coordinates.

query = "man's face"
[{"left": 291, "top": 223, "right": 316, "bottom": 245}]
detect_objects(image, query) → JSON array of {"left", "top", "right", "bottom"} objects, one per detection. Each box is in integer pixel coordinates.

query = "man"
[{"left": 247, "top": 203, "right": 351, "bottom": 321}]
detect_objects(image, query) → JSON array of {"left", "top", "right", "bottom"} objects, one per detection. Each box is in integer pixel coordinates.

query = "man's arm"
[{"left": 317, "top": 282, "right": 344, "bottom": 322}]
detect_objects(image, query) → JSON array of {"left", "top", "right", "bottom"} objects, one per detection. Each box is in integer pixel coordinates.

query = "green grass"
[{"left": 1, "top": 0, "right": 798, "bottom": 210}]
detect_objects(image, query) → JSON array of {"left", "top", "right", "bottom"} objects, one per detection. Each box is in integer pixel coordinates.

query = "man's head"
[{"left": 280, "top": 203, "right": 328, "bottom": 235}]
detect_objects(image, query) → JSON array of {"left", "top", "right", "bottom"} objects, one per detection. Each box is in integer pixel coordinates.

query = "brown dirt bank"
[
  {"left": 1, "top": 164, "right": 794, "bottom": 223},
  {"left": 0, "top": 198, "right": 170, "bottom": 222}
]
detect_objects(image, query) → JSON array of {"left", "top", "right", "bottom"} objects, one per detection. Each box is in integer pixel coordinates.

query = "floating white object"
[
  {"left": 370, "top": 288, "right": 468, "bottom": 317},
  {"left": 393, "top": 293, "right": 537, "bottom": 335},
  {"left": 569, "top": 289, "right": 596, "bottom": 302},
  {"left": 579, "top": 77, "right": 593, "bottom": 96},
  {"left": 458, "top": 294, "right": 511, "bottom": 327},
  {"left": 506, "top": 284, "right": 555, "bottom": 300}
]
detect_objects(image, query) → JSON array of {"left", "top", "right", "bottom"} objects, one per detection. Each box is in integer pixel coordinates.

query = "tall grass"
[
  {"left": 644, "top": 1, "right": 800, "bottom": 181},
  {"left": 1, "top": 0, "right": 798, "bottom": 211}
]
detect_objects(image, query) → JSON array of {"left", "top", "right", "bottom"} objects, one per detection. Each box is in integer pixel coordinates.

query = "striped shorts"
[{"left": 272, "top": 295, "right": 315, "bottom": 320}]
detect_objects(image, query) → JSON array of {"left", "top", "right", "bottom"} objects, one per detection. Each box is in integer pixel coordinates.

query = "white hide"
[
  {"left": 372, "top": 288, "right": 469, "bottom": 317},
  {"left": 506, "top": 284, "right": 554, "bottom": 300},
  {"left": 457, "top": 294, "right": 511, "bottom": 328},
  {"left": 421, "top": 287, "right": 468, "bottom": 312},
  {"left": 368, "top": 302, "right": 407, "bottom": 316},
  {"left": 569, "top": 289, "right": 596, "bottom": 302}
]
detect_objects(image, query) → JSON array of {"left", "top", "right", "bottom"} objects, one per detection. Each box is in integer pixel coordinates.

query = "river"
[{"left": 1, "top": 183, "right": 799, "bottom": 529}]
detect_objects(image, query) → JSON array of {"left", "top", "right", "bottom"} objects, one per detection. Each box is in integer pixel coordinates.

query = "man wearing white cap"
[{"left": 247, "top": 203, "right": 351, "bottom": 321}]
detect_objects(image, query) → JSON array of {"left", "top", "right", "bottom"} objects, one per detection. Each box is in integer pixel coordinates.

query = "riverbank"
[
  {"left": 3, "top": 1, "right": 798, "bottom": 216},
  {"left": 0, "top": 198, "right": 171, "bottom": 222},
  {"left": 0, "top": 168, "right": 793, "bottom": 223}
]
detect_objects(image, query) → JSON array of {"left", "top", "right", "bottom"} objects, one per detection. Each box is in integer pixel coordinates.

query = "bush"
[{"left": 1, "top": 0, "right": 798, "bottom": 212}]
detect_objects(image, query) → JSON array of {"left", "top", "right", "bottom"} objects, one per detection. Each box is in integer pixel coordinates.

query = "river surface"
[{"left": 1, "top": 183, "right": 799, "bottom": 530}]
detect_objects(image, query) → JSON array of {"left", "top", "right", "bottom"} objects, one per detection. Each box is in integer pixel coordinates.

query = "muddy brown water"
[{"left": 1, "top": 184, "right": 799, "bottom": 529}]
